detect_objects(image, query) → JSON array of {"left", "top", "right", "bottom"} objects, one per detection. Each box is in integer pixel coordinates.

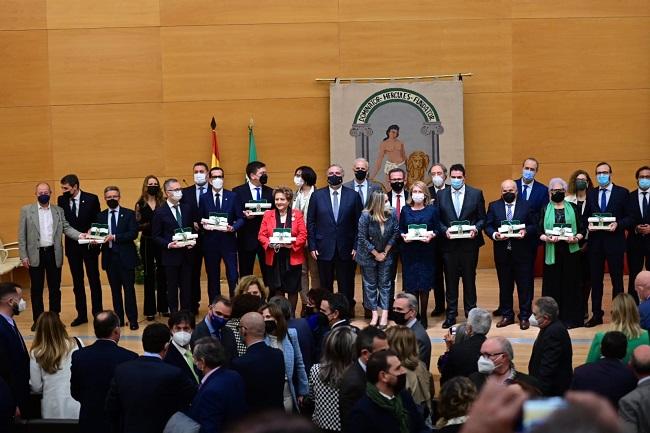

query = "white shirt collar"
[
  {"left": 638, "top": 376, "right": 650, "bottom": 386},
  {"left": 600, "top": 183, "right": 613, "bottom": 192},
  {"left": 108, "top": 206, "right": 121, "bottom": 214},
  {"left": 172, "top": 340, "right": 188, "bottom": 355},
  {"left": 73, "top": 190, "right": 81, "bottom": 200},
  {"left": 38, "top": 202, "right": 51, "bottom": 210},
  {"left": 143, "top": 352, "right": 162, "bottom": 359},
  {"left": 329, "top": 186, "right": 342, "bottom": 195},
  {"left": 378, "top": 391, "right": 395, "bottom": 400},
  {"left": 453, "top": 185, "right": 466, "bottom": 195},
  {"left": 406, "top": 318, "right": 417, "bottom": 328},
  {"left": 167, "top": 200, "right": 179, "bottom": 209},
  {"left": 201, "top": 366, "right": 220, "bottom": 385},
  {"left": 354, "top": 179, "right": 367, "bottom": 187},
  {"left": 358, "top": 358, "right": 367, "bottom": 372}
]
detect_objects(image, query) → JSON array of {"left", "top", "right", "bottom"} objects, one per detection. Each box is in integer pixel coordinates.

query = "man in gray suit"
[
  {"left": 619, "top": 345, "right": 650, "bottom": 433},
  {"left": 343, "top": 158, "right": 384, "bottom": 207},
  {"left": 18, "top": 182, "right": 83, "bottom": 329},
  {"left": 392, "top": 292, "right": 431, "bottom": 368}
]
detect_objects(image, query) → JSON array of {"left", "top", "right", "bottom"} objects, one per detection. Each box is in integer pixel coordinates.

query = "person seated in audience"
[
  {"left": 440, "top": 308, "right": 491, "bottom": 385},
  {"left": 270, "top": 295, "right": 315, "bottom": 375},
  {"left": 234, "top": 275, "right": 269, "bottom": 301},
  {"left": 226, "top": 294, "right": 263, "bottom": 357},
  {"left": 434, "top": 376, "right": 477, "bottom": 432},
  {"left": 190, "top": 295, "right": 238, "bottom": 365},
  {"left": 619, "top": 345, "right": 650, "bottom": 433},
  {"left": 30, "top": 311, "right": 82, "bottom": 419},
  {"left": 468, "top": 336, "right": 541, "bottom": 395},
  {"left": 392, "top": 292, "right": 432, "bottom": 369},
  {"left": 164, "top": 310, "right": 200, "bottom": 384},
  {"left": 228, "top": 411, "right": 318, "bottom": 433},
  {"left": 635, "top": 271, "right": 650, "bottom": 330},
  {"left": 571, "top": 331, "right": 637, "bottom": 408},
  {"left": 585, "top": 293, "right": 649, "bottom": 364},
  {"left": 437, "top": 323, "right": 468, "bottom": 375}
]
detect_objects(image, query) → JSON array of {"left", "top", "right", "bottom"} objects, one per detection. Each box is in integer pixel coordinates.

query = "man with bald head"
[
  {"left": 619, "top": 345, "right": 650, "bottom": 433},
  {"left": 635, "top": 271, "right": 650, "bottom": 330},
  {"left": 343, "top": 158, "right": 383, "bottom": 207},
  {"left": 485, "top": 179, "right": 538, "bottom": 329},
  {"left": 231, "top": 312, "right": 286, "bottom": 411}
]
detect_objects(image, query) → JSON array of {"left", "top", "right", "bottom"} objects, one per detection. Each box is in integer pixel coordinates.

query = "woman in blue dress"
[{"left": 399, "top": 181, "right": 441, "bottom": 327}]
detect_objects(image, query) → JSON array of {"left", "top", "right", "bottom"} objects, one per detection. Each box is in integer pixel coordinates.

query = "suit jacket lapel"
[
  {"left": 325, "top": 189, "right": 336, "bottom": 225},
  {"left": 459, "top": 188, "right": 471, "bottom": 219}
]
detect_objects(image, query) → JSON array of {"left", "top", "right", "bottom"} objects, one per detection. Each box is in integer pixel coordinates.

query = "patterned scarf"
[{"left": 365, "top": 383, "right": 410, "bottom": 433}]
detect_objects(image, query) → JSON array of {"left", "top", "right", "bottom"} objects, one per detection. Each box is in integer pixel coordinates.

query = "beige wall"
[{"left": 0, "top": 1, "right": 648, "bottom": 283}]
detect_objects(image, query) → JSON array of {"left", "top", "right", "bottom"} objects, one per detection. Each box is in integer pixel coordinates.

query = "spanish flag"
[{"left": 210, "top": 116, "right": 220, "bottom": 168}]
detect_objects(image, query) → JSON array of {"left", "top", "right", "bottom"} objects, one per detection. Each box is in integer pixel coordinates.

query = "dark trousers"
[
  {"left": 141, "top": 236, "right": 168, "bottom": 316},
  {"left": 443, "top": 248, "right": 478, "bottom": 319},
  {"left": 165, "top": 259, "right": 193, "bottom": 313},
  {"left": 238, "top": 245, "right": 268, "bottom": 283},
  {"left": 627, "top": 244, "right": 650, "bottom": 304},
  {"left": 28, "top": 247, "right": 61, "bottom": 323},
  {"left": 205, "top": 248, "right": 239, "bottom": 300},
  {"left": 495, "top": 252, "right": 533, "bottom": 320},
  {"left": 433, "top": 242, "right": 446, "bottom": 311},
  {"left": 66, "top": 247, "right": 103, "bottom": 319},
  {"left": 190, "top": 239, "right": 204, "bottom": 314},
  {"left": 317, "top": 250, "right": 356, "bottom": 309},
  {"left": 590, "top": 249, "right": 625, "bottom": 319},
  {"left": 106, "top": 254, "right": 138, "bottom": 326}
]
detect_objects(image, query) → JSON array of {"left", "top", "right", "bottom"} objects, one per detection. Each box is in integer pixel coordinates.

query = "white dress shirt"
[
  {"left": 329, "top": 186, "right": 342, "bottom": 218},
  {"left": 195, "top": 184, "right": 208, "bottom": 206},
  {"left": 38, "top": 204, "right": 54, "bottom": 247},
  {"left": 353, "top": 180, "right": 368, "bottom": 204},
  {"left": 639, "top": 189, "right": 649, "bottom": 218},
  {"left": 249, "top": 182, "right": 263, "bottom": 201},
  {"left": 451, "top": 185, "right": 466, "bottom": 217},
  {"left": 391, "top": 190, "right": 406, "bottom": 213}
]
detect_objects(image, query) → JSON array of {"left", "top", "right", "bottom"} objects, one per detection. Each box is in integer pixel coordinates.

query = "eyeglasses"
[{"left": 480, "top": 352, "right": 505, "bottom": 358}]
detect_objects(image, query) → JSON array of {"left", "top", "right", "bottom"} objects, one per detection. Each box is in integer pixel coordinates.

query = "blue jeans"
[{"left": 361, "top": 260, "right": 392, "bottom": 311}]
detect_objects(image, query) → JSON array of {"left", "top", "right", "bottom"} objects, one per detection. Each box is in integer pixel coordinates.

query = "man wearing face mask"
[
  {"left": 345, "top": 349, "right": 424, "bottom": 433},
  {"left": 585, "top": 162, "right": 632, "bottom": 327},
  {"left": 428, "top": 163, "right": 448, "bottom": 200},
  {"left": 343, "top": 158, "right": 383, "bottom": 207},
  {"left": 627, "top": 166, "right": 650, "bottom": 304},
  {"left": 308, "top": 164, "right": 363, "bottom": 310},
  {"left": 190, "top": 295, "right": 238, "bottom": 365},
  {"left": 428, "top": 163, "right": 448, "bottom": 317},
  {"left": 19, "top": 182, "right": 83, "bottom": 331},
  {"left": 96, "top": 186, "right": 139, "bottom": 330},
  {"left": 58, "top": 174, "right": 102, "bottom": 327},
  {"left": 485, "top": 179, "right": 537, "bottom": 330},
  {"left": 385, "top": 168, "right": 409, "bottom": 309},
  {"left": 392, "top": 293, "right": 431, "bottom": 369},
  {"left": 528, "top": 297, "right": 573, "bottom": 396},
  {"left": 0, "top": 282, "right": 30, "bottom": 424},
  {"left": 198, "top": 167, "right": 244, "bottom": 299},
  {"left": 152, "top": 178, "right": 196, "bottom": 314},
  {"left": 164, "top": 310, "right": 201, "bottom": 384}
]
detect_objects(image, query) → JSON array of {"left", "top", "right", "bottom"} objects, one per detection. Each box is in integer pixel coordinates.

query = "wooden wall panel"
[
  {"left": 160, "top": 24, "right": 338, "bottom": 102},
  {"left": 0, "top": 30, "right": 49, "bottom": 107},
  {"left": 51, "top": 104, "right": 164, "bottom": 180},
  {"left": 464, "top": 93, "right": 513, "bottom": 166},
  {"left": 339, "top": 20, "right": 512, "bottom": 93},
  {"left": 512, "top": 1, "right": 649, "bottom": 18},
  {"left": 160, "top": 0, "right": 338, "bottom": 26},
  {"left": 47, "top": 0, "right": 160, "bottom": 29},
  {"left": 48, "top": 28, "right": 162, "bottom": 105},
  {"left": 340, "top": 0, "right": 510, "bottom": 21},
  {"left": 513, "top": 18, "right": 649, "bottom": 91},
  {"left": 0, "top": 0, "right": 46, "bottom": 30}
]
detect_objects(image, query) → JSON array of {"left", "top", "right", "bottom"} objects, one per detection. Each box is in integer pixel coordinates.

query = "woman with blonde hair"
[
  {"left": 586, "top": 293, "right": 649, "bottom": 364},
  {"left": 30, "top": 311, "right": 83, "bottom": 419},
  {"left": 386, "top": 325, "right": 435, "bottom": 428},
  {"left": 234, "top": 274, "right": 269, "bottom": 301}
]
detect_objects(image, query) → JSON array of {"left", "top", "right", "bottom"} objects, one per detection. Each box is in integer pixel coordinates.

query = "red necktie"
[{"left": 396, "top": 194, "right": 401, "bottom": 221}]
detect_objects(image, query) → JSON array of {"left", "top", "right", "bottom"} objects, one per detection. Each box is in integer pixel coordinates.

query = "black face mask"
[
  {"left": 107, "top": 199, "right": 119, "bottom": 209},
  {"left": 575, "top": 180, "right": 588, "bottom": 191},
  {"left": 316, "top": 312, "right": 330, "bottom": 327},
  {"left": 502, "top": 192, "right": 516, "bottom": 203},
  {"left": 393, "top": 373, "right": 407, "bottom": 394},
  {"left": 264, "top": 320, "right": 277, "bottom": 335},
  {"left": 62, "top": 190, "right": 72, "bottom": 200},
  {"left": 390, "top": 182, "right": 404, "bottom": 192},
  {"left": 37, "top": 195, "right": 50, "bottom": 205},
  {"left": 147, "top": 185, "right": 160, "bottom": 195},
  {"left": 551, "top": 191, "right": 565, "bottom": 203},
  {"left": 259, "top": 174, "right": 268, "bottom": 185},
  {"left": 328, "top": 175, "right": 343, "bottom": 186},
  {"left": 303, "top": 306, "right": 315, "bottom": 316},
  {"left": 354, "top": 170, "right": 367, "bottom": 181},
  {"left": 11, "top": 302, "right": 20, "bottom": 316},
  {"left": 389, "top": 310, "right": 408, "bottom": 326}
]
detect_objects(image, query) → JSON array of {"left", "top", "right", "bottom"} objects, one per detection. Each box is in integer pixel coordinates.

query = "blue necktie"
[
  {"left": 506, "top": 204, "right": 513, "bottom": 221},
  {"left": 600, "top": 188, "right": 607, "bottom": 212},
  {"left": 522, "top": 184, "right": 529, "bottom": 201},
  {"left": 198, "top": 186, "right": 205, "bottom": 206},
  {"left": 255, "top": 187, "right": 261, "bottom": 200}
]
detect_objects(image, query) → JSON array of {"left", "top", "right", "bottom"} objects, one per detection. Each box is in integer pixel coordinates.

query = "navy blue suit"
[
  {"left": 152, "top": 202, "right": 196, "bottom": 312},
  {"left": 181, "top": 184, "right": 208, "bottom": 314},
  {"left": 307, "top": 186, "right": 363, "bottom": 306},
  {"left": 70, "top": 340, "right": 138, "bottom": 433},
  {"left": 189, "top": 318, "right": 238, "bottom": 367},
  {"left": 586, "top": 184, "right": 632, "bottom": 319},
  {"left": 0, "top": 317, "right": 29, "bottom": 417},
  {"left": 97, "top": 207, "right": 139, "bottom": 325},
  {"left": 106, "top": 356, "right": 197, "bottom": 433},
  {"left": 485, "top": 199, "right": 537, "bottom": 320},
  {"left": 164, "top": 343, "right": 201, "bottom": 385},
  {"left": 571, "top": 358, "right": 637, "bottom": 408},
  {"left": 187, "top": 368, "right": 247, "bottom": 433},
  {"left": 345, "top": 390, "right": 425, "bottom": 433},
  {"left": 627, "top": 189, "right": 650, "bottom": 302},
  {"left": 198, "top": 189, "right": 244, "bottom": 299},
  {"left": 231, "top": 341, "right": 285, "bottom": 412}
]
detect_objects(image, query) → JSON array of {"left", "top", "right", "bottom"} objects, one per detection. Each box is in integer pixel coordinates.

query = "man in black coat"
[
  {"left": 190, "top": 295, "right": 238, "bottom": 366},
  {"left": 528, "top": 297, "right": 573, "bottom": 396},
  {"left": 164, "top": 310, "right": 201, "bottom": 384},
  {"left": 392, "top": 293, "right": 431, "bottom": 369},
  {"left": 71, "top": 311, "right": 138, "bottom": 433},
  {"left": 106, "top": 323, "right": 197, "bottom": 433},
  {"left": 231, "top": 312, "right": 286, "bottom": 412},
  {"left": 627, "top": 165, "right": 650, "bottom": 304}
]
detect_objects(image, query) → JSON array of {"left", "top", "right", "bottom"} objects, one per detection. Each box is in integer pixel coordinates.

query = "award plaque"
[
  {"left": 201, "top": 213, "right": 229, "bottom": 231},
  {"left": 79, "top": 223, "right": 109, "bottom": 244},
  {"left": 588, "top": 213, "right": 616, "bottom": 231},
  {"left": 545, "top": 223, "right": 574, "bottom": 241},
  {"left": 172, "top": 227, "right": 198, "bottom": 247},
  {"left": 448, "top": 220, "right": 476, "bottom": 239},
  {"left": 405, "top": 224, "right": 433, "bottom": 241},
  {"left": 245, "top": 200, "right": 272, "bottom": 216},
  {"left": 498, "top": 220, "right": 525, "bottom": 238}
]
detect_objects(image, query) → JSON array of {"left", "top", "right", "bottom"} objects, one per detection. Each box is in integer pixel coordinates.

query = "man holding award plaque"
[
  {"left": 585, "top": 162, "right": 632, "bottom": 327},
  {"left": 198, "top": 167, "right": 244, "bottom": 300}
]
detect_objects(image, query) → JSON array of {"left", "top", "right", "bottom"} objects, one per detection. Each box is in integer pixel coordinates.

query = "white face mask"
[
  {"left": 477, "top": 356, "right": 496, "bottom": 374},
  {"left": 294, "top": 176, "right": 304, "bottom": 187},
  {"left": 172, "top": 190, "right": 183, "bottom": 201},
  {"left": 211, "top": 178, "right": 224, "bottom": 190},
  {"left": 194, "top": 172, "right": 207, "bottom": 185},
  {"left": 411, "top": 192, "right": 425, "bottom": 203},
  {"left": 529, "top": 313, "right": 540, "bottom": 328},
  {"left": 432, "top": 175, "right": 444, "bottom": 188},
  {"left": 172, "top": 331, "right": 191, "bottom": 347},
  {"left": 18, "top": 298, "right": 27, "bottom": 312}
]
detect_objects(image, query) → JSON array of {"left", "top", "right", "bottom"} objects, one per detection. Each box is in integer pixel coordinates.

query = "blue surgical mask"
[
  {"left": 522, "top": 170, "right": 535, "bottom": 182},
  {"left": 450, "top": 178, "right": 464, "bottom": 190},
  {"left": 597, "top": 174, "right": 610, "bottom": 187},
  {"left": 639, "top": 178, "right": 650, "bottom": 191},
  {"left": 209, "top": 314, "right": 227, "bottom": 331}
]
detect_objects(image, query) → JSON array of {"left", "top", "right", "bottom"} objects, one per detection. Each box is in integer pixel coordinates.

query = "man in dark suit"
[
  {"left": 180, "top": 162, "right": 210, "bottom": 315},
  {"left": 339, "top": 326, "right": 388, "bottom": 432},
  {"left": 619, "top": 345, "right": 650, "bottom": 433},
  {"left": 198, "top": 167, "right": 244, "bottom": 298},
  {"left": 58, "top": 174, "right": 103, "bottom": 327},
  {"left": 428, "top": 162, "right": 448, "bottom": 317},
  {"left": 485, "top": 179, "right": 537, "bottom": 330},
  {"left": 627, "top": 166, "right": 650, "bottom": 304},
  {"left": 308, "top": 164, "right": 363, "bottom": 309},
  {"left": 440, "top": 307, "right": 491, "bottom": 384},
  {"left": 231, "top": 312, "right": 285, "bottom": 412},
  {"left": 71, "top": 310, "right": 138, "bottom": 433},
  {"left": 528, "top": 297, "right": 573, "bottom": 396},
  {"left": 190, "top": 296, "right": 238, "bottom": 365},
  {"left": 343, "top": 158, "right": 384, "bottom": 207},
  {"left": 571, "top": 331, "right": 637, "bottom": 408},
  {"left": 0, "top": 283, "right": 29, "bottom": 424},
  {"left": 165, "top": 310, "right": 200, "bottom": 384},
  {"left": 96, "top": 186, "right": 139, "bottom": 330},
  {"left": 437, "top": 164, "right": 486, "bottom": 328},
  {"left": 152, "top": 178, "right": 196, "bottom": 313},
  {"left": 188, "top": 337, "right": 247, "bottom": 433},
  {"left": 386, "top": 168, "right": 409, "bottom": 310},
  {"left": 106, "top": 323, "right": 197, "bottom": 433},
  {"left": 585, "top": 162, "right": 632, "bottom": 327},
  {"left": 232, "top": 161, "right": 274, "bottom": 283},
  {"left": 392, "top": 293, "right": 431, "bottom": 368}
]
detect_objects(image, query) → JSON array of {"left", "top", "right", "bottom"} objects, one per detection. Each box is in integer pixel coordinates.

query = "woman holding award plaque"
[
  {"left": 398, "top": 181, "right": 440, "bottom": 327},
  {"left": 258, "top": 187, "right": 307, "bottom": 317},
  {"left": 539, "top": 178, "right": 586, "bottom": 328}
]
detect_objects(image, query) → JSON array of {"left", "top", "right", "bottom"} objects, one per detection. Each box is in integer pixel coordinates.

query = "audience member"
[
  {"left": 29, "top": 311, "right": 82, "bottom": 419},
  {"left": 270, "top": 295, "right": 315, "bottom": 375},
  {"left": 435, "top": 376, "right": 477, "bottom": 433},
  {"left": 226, "top": 294, "right": 263, "bottom": 356},
  {"left": 227, "top": 411, "right": 319, "bottom": 433},
  {"left": 458, "top": 379, "right": 527, "bottom": 433},
  {"left": 440, "top": 308, "right": 491, "bottom": 384},
  {"left": 71, "top": 310, "right": 138, "bottom": 433},
  {"left": 164, "top": 310, "right": 200, "bottom": 384},
  {"left": 234, "top": 275, "right": 269, "bottom": 301},
  {"left": 392, "top": 292, "right": 432, "bottom": 368},
  {"left": 618, "top": 345, "right": 650, "bottom": 433},
  {"left": 437, "top": 323, "right": 468, "bottom": 375},
  {"left": 528, "top": 297, "right": 573, "bottom": 396},
  {"left": 321, "top": 292, "right": 352, "bottom": 332},
  {"left": 628, "top": 166, "right": 650, "bottom": 303},
  {"left": 635, "top": 271, "right": 650, "bottom": 330},
  {"left": 190, "top": 296, "right": 237, "bottom": 365}
]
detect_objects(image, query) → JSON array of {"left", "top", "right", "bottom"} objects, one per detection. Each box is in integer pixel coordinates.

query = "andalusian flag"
[
  {"left": 248, "top": 117, "right": 257, "bottom": 162},
  {"left": 210, "top": 116, "right": 220, "bottom": 168}
]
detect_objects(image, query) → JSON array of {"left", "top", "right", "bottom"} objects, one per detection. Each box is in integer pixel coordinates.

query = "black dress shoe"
[
  {"left": 584, "top": 317, "right": 603, "bottom": 328},
  {"left": 442, "top": 318, "right": 456, "bottom": 329},
  {"left": 492, "top": 308, "right": 503, "bottom": 317},
  {"left": 129, "top": 322, "right": 139, "bottom": 331},
  {"left": 496, "top": 317, "right": 515, "bottom": 328},
  {"left": 430, "top": 308, "right": 445, "bottom": 317},
  {"left": 146, "top": 315, "right": 155, "bottom": 321},
  {"left": 70, "top": 317, "right": 88, "bottom": 327},
  {"left": 161, "top": 312, "right": 170, "bottom": 318},
  {"left": 520, "top": 319, "right": 530, "bottom": 330}
]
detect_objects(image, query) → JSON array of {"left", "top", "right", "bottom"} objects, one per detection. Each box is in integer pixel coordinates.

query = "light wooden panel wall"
[{"left": 0, "top": 1, "right": 648, "bottom": 281}]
